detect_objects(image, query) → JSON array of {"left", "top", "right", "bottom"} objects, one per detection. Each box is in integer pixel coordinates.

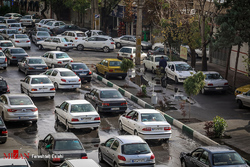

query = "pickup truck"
[
  {"left": 19, "top": 15, "right": 40, "bottom": 27},
  {"left": 143, "top": 55, "right": 169, "bottom": 74}
]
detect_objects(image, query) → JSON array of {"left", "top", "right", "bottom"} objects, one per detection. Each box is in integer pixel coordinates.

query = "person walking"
[{"left": 159, "top": 56, "right": 167, "bottom": 73}]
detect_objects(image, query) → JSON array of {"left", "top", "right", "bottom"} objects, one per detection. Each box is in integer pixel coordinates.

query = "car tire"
[
  {"left": 0, "top": 138, "right": 7, "bottom": 144},
  {"left": 144, "top": 64, "right": 147, "bottom": 72},
  {"left": 175, "top": 76, "right": 179, "bottom": 84},
  {"left": 50, "top": 96, "right": 54, "bottom": 99},
  {"left": 56, "top": 47, "right": 61, "bottom": 51},
  {"left": 121, "top": 75, "right": 126, "bottom": 80},
  {"left": 98, "top": 149, "right": 104, "bottom": 163},
  {"left": 54, "top": 82, "right": 59, "bottom": 90},
  {"left": 38, "top": 44, "right": 43, "bottom": 50},
  {"left": 113, "top": 162, "right": 118, "bottom": 167},
  {"left": 77, "top": 44, "right": 84, "bottom": 51},
  {"left": 116, "top": 42, "right": 121, "bottom": 48},
  {"left": 20, "top": 85, "right": 24, "bottom": 93},
  {"left": 27, "top": 47, "right": 30, "bottom": 50},
  {"left": 181, "top": 159, "right": 187, "bottom": 167},
  {"left": 65, "top": 120, "right": 71, "bottom": 132},
  {"left": 201, "top": 88, "right": 206, "bottom": 95},
  {"left": 134, "top": 130, "right": 138, "bottom": 136},
  {"left": 32, "top": 120, "right": 37, "bottom": 124},
  {"left": 93, "top": 127, "right": 98, "bottom": 130},
  {"left": 25, "top": 70, "right": 28, "bottom": 75},
  {"left": 119, "top": 121, "right": 124, "bottom": 131},
  {"left": 103, "top": 46, "right": 110, "bottom": 53},
  {"left": 87, "top": 79, "right": 91, "bottom": 82},
  {"left": 104, "top": 72, "right": 109, "bottom": 79},
  {"left": 141, "top": 45, "right": 144, "bottom": 50},
  {"left": 238, "top": 100, "right": 244, "bottom": 109}
]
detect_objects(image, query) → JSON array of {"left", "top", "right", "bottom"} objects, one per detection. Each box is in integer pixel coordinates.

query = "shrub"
[
  {"left": 213, "top": 116, "right": 227, "bottom": 138},
  {"left": 204, "top": 121, "right": 214, "bottom": 138}
]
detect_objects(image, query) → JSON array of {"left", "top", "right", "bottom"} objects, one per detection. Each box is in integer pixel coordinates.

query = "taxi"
[{"left": 235, "top": 84, "right": 250, "bottom": 95}]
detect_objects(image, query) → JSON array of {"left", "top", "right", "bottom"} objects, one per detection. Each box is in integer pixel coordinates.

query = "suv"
[
  {"left": 0, "top": 77, "right": 9, "bottom": 94},
  {"left": 0, "top": 51, "right": 7, "bottom": 69}
]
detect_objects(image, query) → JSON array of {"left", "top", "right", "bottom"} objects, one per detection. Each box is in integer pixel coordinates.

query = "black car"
[
  {"left": 64, "top": 62, "right": 92, "bottom": 83},
  {"left": 38, "top": 132, "right": 88, "bottom": 167},
  {"left": 4, "top": 48, "right": 29, "bottom": 65},
  {"left": 52, "top": 24, "right": 88, "bottom": 35},
  {"left": 84, "top": 88, "right": 127, "bottom": 113},
  {"left": 180, "top": 146, "right": 249, "bottom": 167},
  {"left": 0, "top": 116, "right": 7, "bottom": 144},
  {"left": 18, "top": 57, "right": 48, "bottom": 75},
  {"left": 28, "top": 27, "right": 53, "bottom": 38},
  {"left": 0, "top": 77, "right": 10, "bottom": 94}
]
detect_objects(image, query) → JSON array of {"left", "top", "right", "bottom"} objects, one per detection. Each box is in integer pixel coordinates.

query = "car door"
[
  {"left": 128, "top": 111, "right": 139, "bottom": 133},
  {"left": 123, "top": 111, "right": 136, "bottom": 133},
  {"left": 167, "top": 63, "right": 175, "bottom": 81},
  {"left": 54, "top": 22, "right": 59, "bottom": 29},
  {"left": 120, "top": 36, "right": 129, "bottom": 46},
  {"left": 185, "top": 148, "right": 204, "bottom": 167},
  {"left": 40, "top": 134, "right": 53, "bottom": 156},
  {"left": 85, "top": 37, "right": 96, "bottom": 49},
  {"left": 85, "top": 89, "right": 97, "bottom": 105},
  {"left": 128, "top": 37, "right": 136, "bottom": 46},
  {"left": 0, "top": 95, "right": 8, "bottom": 114},
  {"left": 196, "top": 151, "right": 210, "bottom": 167},
  {"left": 108, "top": 140, "right": 120, "bottom": 165},
  {"left": 102, "top": 60, "right": 109, "bottom": 74},
  {"left": 48, "top": 53, "right": 54, "bottom": 67},
  {"left": 41, "top": 52, "right": 49, "bottom": 65},
  {"left": 42, "top": 38, "right": 52, "bottom": 49},
  {"left": 56, "top": 102, "right": 67, "bottom": 123},
  {"left": 21, "top": 76, "right": 30, "bottom": 94},
  {"left": 51, "top": 38, "right": 60, "bottom": 50},
  {"left": 241, "top": 92, "right": 250, "bottom": 107},
  {"left": 19, "top": 58, "right": 27, "bottom": 72},
  {"left": 97, "top": 60, "right": 105, "bottom": 74},
  {"left": 50, "top": 70, "right": 58, "bottom": 83},
  {"left": 96, "top": 37, "right": 107, "bottom": 49},
  {"left": 102, "top": 138, "right": 115, "bottom": 164}
]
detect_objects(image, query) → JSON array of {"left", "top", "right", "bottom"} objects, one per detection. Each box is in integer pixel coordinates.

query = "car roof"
[
  {"left": 27, "top": 75, "right": 49, "bottom": 78},
  {"left": 42, "top": 19, "right": 55, "bottom": 21},
  {"left": 94, "top": 88, "right": 117, "bottom": 91},
  {"left": 133, "top": 109, "right": 160, "bottom": 114},
  {"left": 8, "top": 23, "right": 21, "bottom": 24},
  {"left": 3, "top": 93, "right": 29, "bottom": 98},
  {"left": 68, "top": 159, "right": 100, "bottom": 166},
  {"left": 91, "top": 35, "right": 109, "bottom": 38},
  {"left": 104, "top": 58, "right": 121, "bottom": 62},
  {"left": 65, "top": 31, "right": 83, "bottom": 33},
  {"left": 116, "top": 135, "right": 146, "bottom": 144},
  {"left": 120, "top": 46, "right": 136, "bottom": 49},
  {"left": 69, "top": 62, "right": 87, "bottom": 65},
  {"left": 53, "top": 68, "right": 72, "bottom": 71},
  {"left": 202, "top": 71, "right": 219, "bottom": 74},
  {"left": 0, "top": 40, "right": 12, "bottom": 43},
  {"left": 37, "top": 31, "right": 49, "bottom": 33},
  {"left": 64, "top": 100, "right": 91, "bottom": 105},
  {"left": 168, "top": 61, "right": 188, "bottom": 64},
  {"left": 0, "top": 159, "right": 29, "bottom": 165},
  {"left": 9, "top": 47, "right": 24, "bottom": 50},
  {"left": 25, "top": 57, "right": 42, "bottom": 59},
  {"left": 50, "top": 132, "right": 79, "bottom": 140},
  {"left": 199, "top": 146, "right": 236, "bottom": 153},
  {"left": 46, "top": 51, "right": 65, "bottom": 54}
]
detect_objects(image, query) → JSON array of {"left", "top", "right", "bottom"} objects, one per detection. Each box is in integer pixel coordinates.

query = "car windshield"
[
  {"left": 28, "top": 58, "right": 46, "bottom": 64},
  {"left": 70, "top": 104, "right": 95, "bottom": 113},
  {"left": 37, "top": 32, "right": 50, "bottom": 36},
  {"left": 175, "top": 64, "right": 192, "bottom": 71},
  {"left": 122, "top": 143, "right": 151, "bottom": 155},
  {"left": 141, "top": 113, "right": 166, "bottom": 122},
  {"left": 205, "top": 73, "right": 223, "bottom": 80},
  {"left": 0, "top": 42, "right": 13, "bottom": 47},
  {"left": 97, "top": 31, "right": 106, "bottom": 35},
  {"left": 54, "top": 140, "right": 83, "bottom": 150},
  {"left": 0, "top": 25, "right": 7, "bottom": 28},
  {"left": 0, "top": 36, "right": 4, "bottom": 40},
  {"left": 109, "top": 61, "right": 121, "bottom": 66},
  {"left": 132, "top": 49, "right": 143, "bottom": 54},
  {"left": 11, "top": 49, "right": 25, "bottom": 53},
  {"left": 100, "top": 90, "right": 123, "bottom": 98},
  {"left": 72, "top": 64, "right": 88, "bottom": 70},
  {"left": 7, "top": 20, "right": 17, "bottom": 23},
  {"left": 61, "top": 37, "right": 69, "bottom": 42},
  {"left": 155, "top": 57, "right": 169, "bottom": 62},
  {"left": 76, "top": 33, "right": 85, "bottom": 37},
  {"left": 16, "top": 34, "right": 28, "bottom": 38},
  {"left": 213, "top": 152, "right": 246, "bottom": 166},
  {"left": 31, "top": 77, "right": 51, "bottom": 84},
  {"left": 7, "top": 30, "right": 18, "bottom": 34},
  {"left": 60, "top": 71, "right": 75, "bottom": 76},
  {"left": 9, "top": 96, "right": 33, "bottom": 105},
  {"left": 56, "top": 53, "right": 69, "bottom": 59},
  {"left": 38, "top": 28, "right": 49, "bottom": 32},
  {"left": 22, "top": 16, "right": 31, "bottom": 19},
  {"left": 10, "top": 24, "right": 20, "bottom": 27},
  {"left": 0, "top": 80, "right": 7, "bottom": 86}
]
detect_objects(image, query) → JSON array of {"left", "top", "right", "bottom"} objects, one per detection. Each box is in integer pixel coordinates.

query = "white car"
[
  {"left": 37, "top": 37, "right": 74, "bottom": 51},
  {"left": 1, "top": 29, "right": 19, "bottom": 39},
  {"left": 41, "top": 51, "right": 73, "bottom": 68},
  {"left": 118, "top": 109, "right": 172, "bottom": 140},
  {"left": 0, "top": 24, "right": 7, "bottom": 33},
  {"left": 30, "top": 31, "right": 51, "bottom": 45},
  {"left": 0, "top": 158, "right": 32, "bottom": 167},
  {"left": 20, "top": 75, "right": 55, "bottom": 99},
  {"left": 75, "top": 35, "right": 115, "bottom": 53},
  {"left": 236, "top": 91, "right": 250, "bottom": 109},
  {"left": 58, "top": 31, "right": 87, "bottom": 44},
  {"left": 2, "top": 19, "right": 18, "bottom": 27},
  {"left": 8, "top": 23, "right": 25, "bottom": 33},
  {"left": 35, "top": 19, "right": 55, "bottom": 28},
  {"left": 113, "top": 35, "right": 152, "bottom": 49},
  {"left": 85, "top": 30, "right": 107, "bottom": 37},
  {"left": 42, "top": 68, "right": 81, "bottom": 89},
  {"left": 117, "top": 46, "right": 147, "bottom": 61},
  {"left": 60, "top": 159, "right": 100, "bottom": 167},
  {"left": 0, "top": 94, "right": 38, "bottom": 123},
  {"left": 0, "top": 51, "right": 7, "bottom": 69},
  {"left": 165, "top": 61, "right": 196, "bottom": 83},
  {"left": 3, "top": 13, "right": 22, "bottom": 20},
  {"left": 0, "top": 40, "right": 15, "bottom": 51},
  {"left": 42, "top": 21, "right": 65, "bottom": 30},
  {"left": 55, "top": 100, "right": 100, "bottom": 131},
  {"left": 9, "top": 34, "right": 31, "bottom": 49},
  {"left": 19, "top": 15, "right": 40, "bottom": 27},
  {"left": 201, "top": 71, "right": 229, "bottom": 94},
  {"left": 152, "top": 42, "right": 164, "bottom": 49},
  {"left": 143, "top": 55, "right": 169, "bottom": 73}
]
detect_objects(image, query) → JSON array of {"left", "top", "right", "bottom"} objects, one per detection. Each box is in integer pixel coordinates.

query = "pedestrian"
[{"left": 159, "top": 56, "right": 167, "bottom": 73}]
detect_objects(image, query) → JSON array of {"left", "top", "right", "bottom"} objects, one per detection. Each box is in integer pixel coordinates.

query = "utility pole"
[
  {"left": 135, "top": 0, "right": 143, "bottom": 86},
  {"left": 91, "top": 0, "right": 100, "bottom": 30}
]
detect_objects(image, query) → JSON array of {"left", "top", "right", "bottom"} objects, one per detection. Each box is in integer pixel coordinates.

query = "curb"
[{"left": 93, "top": 73, "right": 219, "bottom": 146}]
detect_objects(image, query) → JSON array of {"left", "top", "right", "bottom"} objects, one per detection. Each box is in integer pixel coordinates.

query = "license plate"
[
  {"left": 131, "top": 159, "right": 145, "bottom": 163},
  {"left": 68, "top": 44, "right": 71, "bottom": 45},
  {"left": 18, "top": 59, "right": 22, "bottom": 62},
  {"left": 80, "top": 73, "right": 86, "bottom": 76},
  {"left": 111, "top": 108, "right": 119, "bottom": 110},
  {"left": 19, "top": 117, "right": 26, "bottom": 119},
  {"left": 81, "top": 118, "right": 91, "bottom": 120},
  {"left": 152, "top": 127, "right": 162, "bottom": 131},
  {"left": 216, "top": 87, "right": 223, "bottom": 90},
  {"left": 36, "top": 67, "right": 42, "bottom": 69},
  {"left": 122, "top": 54, "right": 127, "bottom": 56}
]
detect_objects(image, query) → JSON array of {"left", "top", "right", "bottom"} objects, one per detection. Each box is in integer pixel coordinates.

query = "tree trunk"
[
  {"left": 225, "top": 46, "right": 232, "bottom": 80},
  {"left": 190, "top": 48, "right": 196, "bottom": 68},
  {"left": 41, "top": 0, "right": 47, "bottom": 19},
  {"left": 201, "top": 15, "right": 207, "bottom": 71},
  {"left": 233, "top": 44, "right": 241, "bottom": 90}
]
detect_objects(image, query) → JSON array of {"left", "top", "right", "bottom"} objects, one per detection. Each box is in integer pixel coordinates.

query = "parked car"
[
  {"left": 28, "top": 27, "right": 53, "bottom": 38},
  {"left": 35, "top": 19, "right": 55, "bottom": 28},
  {"left": 0, "top": 24, "right": 7, "bottom": 33},
  {"left": 52, "top": 24, "right": 88, "bottom": 35},
  {"left": 113, "top": 35, "right": 152, "bottom": 49},
  {"left": 0, "top": 51, "right": 7, "bottom": 70},
  {"left": 75, "top": 35, "right": 115, "bottom": 53},
  {"left": 19, "top": 15, "right": 40, "bottom": 27},
  {"left": 7, "top": 23, "right": 25, "bottom": 33},
  {"left": 235, "top": 84, "right": 250, "bottom": 96},
  {"left": 2, "top": 19, "right": 18, "bottom": 27},
  {"left": 1, "top": 29, "right": 19, "bottom": 39},
  {"left": 143, "top": 55, "right": 169, "bottom": 74},
  {"left": 9, "top": 34, "right": 31, "bottom": 49},
  {"left": 0, "top": 94, "right": 38, "bottom": 123},
  {"left": 42, "top": 68, "right": 81, "bottom": 90},
  {"left": 30, "top": 31, "right": 51, "bottom": 45},
  {"left": 0, "top": 159, "right": 33, "bottom": 167},
  {"left": 0, "top": 17, "right": 5, "bottom": 23},
  {"left": 64, "top": 62, "right": 92, "bottom": 83},
  {"left": 58, "top": 31, "right": 87, "bottom": 43},
  {"left": 4, "top": 47, "right": 28, "bottom": 65},
  {"left": 18, "top": 57, "right": 48, "bottom": 75},
  {"left": 41, "top": 51, "right": 73, "bottom": 68},
  {"left": 119, "top": 109, "right": 172, "bottom": 140},
  {"left": 152, "top": 42, "right": 164, "bottom": 49},
  {"left": 0, "top": 116, "right": 7, "bottom": 144},
  {"left": 60, "top": 159, "right": 100, "bottom": 167},
  {"left": 3, "top": 13, "right": 22, "bottom": 21},
  {"left": 37, "top": 37, "right": 74, "bottom": 51},
  {"left": 0, "top": 35, "right": 4, "bottom": 40},
  {"left": 201, "top": 71, "right": 229, "bottom": 94},
  {"left": 180, "top": 146, "right": 249, "bottom": 167},
  {"left": 165, "top": 61, "right": 196, "bottom": 84},
  {"left": 147, "top": 47, "right": 165, "bottom": 56},
  {"left": 84, "top": 87, "right": 127, "bottom": 113},
  {"left": 98, "top": 135, "right": 155, "bottom": 167},
  {"left": 42, "top": 21, "right": 66, "bottom": 30},
  {"left": 38, "top": 132, "right": 88, "bottom": 167},
  {"left": 0, "top": 40, "right": 15, "bottom": 51},
  {"left": 85, "top": 30, "right": 107, "bottom": 37},
  {"left": 95, "top": 58, "right": 127, "bottom": 79},
  {"left": 55, "top": 100, "right": 100, "bottom": 131},
  {"left": 236, "top": 90, "right": 250, "bottom": 109},
  {"left": 117, "top": 47, "right": 147, "bottom": 61},
  {"left": 20, "top": 75, "right": 55, "bottom": 99}
]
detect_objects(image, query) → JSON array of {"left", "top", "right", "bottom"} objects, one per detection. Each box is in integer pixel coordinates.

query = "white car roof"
[
  {"left": 116, "top": 135, "right": 146, "bottom": 144},
  {"left": 168, "top": 61, "right": 188, "bottom": 65},
  {"left": 202, "top": 71, "right": 219, "bottom": 74},
  {"left": 133, "top": 109, "right": 160, "bottom": 114},
  {"left": 120, "top": 46, "right": 136, "bottom": 49},
  {"left": 0, "top": 159, "right": 29, "bottom": 165},
  {"left": 54, "top": 68, "right": 72, "bottom": 72},
  {"left": 90, "top": 35, "right": 110, "bottom": 38},
  {"left": 28, "top": 75, "right": 49, "bottom": 78},
  {"left": 0, "top": 40, "right": 12, "bottom": 43},
  {"left": 64, "top": 100, "right": 91, "bottom": 105},
  {"left": 67, "top": 159, "right": 100, "bottom": 167},
  {"left": 46, "top": 51, "right": 66, "bottom": 54},
  {"left": 65, "top": 31, "right": 83, "bottom": 33}
]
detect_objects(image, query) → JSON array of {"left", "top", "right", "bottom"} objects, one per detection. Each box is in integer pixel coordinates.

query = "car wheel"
[
  {"left": 98, "top": 149, "right": 104, "bottom": 163},
  {"left": 119, "top": 121, "right": 124, "bottom": 131},
  {"left": 181, "top": 159, "right": 187, "bottom": 167},
  {"left": 113, "top": 162, "right": 118, "bottom": 167},
  {"left": 201, "top": 88, "right": 206, "bottom": 95},
  {"left": 51, "top": 64, "right": 55, "bottom": 68},
  {"left": 144, "top": 64, "right": 147, "bottom": 71},
  {"left": 93, "top": 127, "right": 98, "bottom": 130},
  {"left": 56, "top": 47, "right": 61, "bottom": 51},
  {"left": 25, "top": 70, "right": 28, "bottom": 75},
  {"left": 175, "top": 76, "right": 179, "bottom": 84},
  {"left": 20, "top": 85, "right": 24, "bottom": 93},
  {"left": 0, "top": 138, "right": 7, "bottom": 144},
  {"left": 141, "top": 45, "right": 144, "bottom": 50},
  {"left": 32, "top": 120, "right": 37, "bottom": 124},
  {"left": 121, "top": 75, "right": 126, "bottom": 80},
  {"left": 38, "top": 44, "right": 43, "bottom": 50},
  {"left": 238, "top": 100, "right": 244, "bottom": 109},
  {"left": 134, "top": 130, "right": 138, "bottom": 136},
  {"left": 103, "top": 46, "right": 110, "bottom": 53},
  {"left": 27, "top": 47, "right": 30, "bottom": 50},
  {"left": 77, "top": 44, "right": 84, "bottom": 51},
  {"left": 104, "top": 72, "right": 109, "bottom": 79},
  {"left": 54, "top": 82, "right": 59, "bottom": 90},
  {"left": 50, "top": 96, "right": 54, "bottom": 99},
  {"left": 87, "top": 79, "right": 91, "bottom": 82},
  {"left": 116, "top": 42, "right": 121, "bottom": 48}
]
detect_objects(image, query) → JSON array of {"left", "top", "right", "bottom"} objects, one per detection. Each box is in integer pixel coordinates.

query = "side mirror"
[
  {"left": 101, "top": 143, "right": 105, "bottom": 146},
  {"left": 55, "top": 105, "right": 60, "bottom": 108}
]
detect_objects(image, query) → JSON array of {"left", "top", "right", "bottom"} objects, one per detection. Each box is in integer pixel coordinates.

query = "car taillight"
[
  {"left": 61, "top": 79, "right": 66, "bottom": 82},
  {"left": 37, "top": 38, "right": 41, "bottom": 40},
  {"left": 71, "top": 118, "right": 79, "bottom": 122},
  {"left": 5, "top": 58, "right": 7, "bottom": 62},
  {"left": 150, "top": 154, "right": 155, "bottom": 159},
  {"left": 208, "top": 83, "right": 213, "bottom": 86},
  {"left": 224, "top": 83, "right": 228, "bottom": 85},
  {"left": 78, "top": 79, "right": 81, "bottom": 82},
  {"left": 2, "top": 130, "right": 7, "bottom": 134},
  {"left": 7, "top": 109, "right": 17, "bottom": 112},
  {"left": 121, "top": 102, "right": 127, "bottom": 106},
  {"left": 31, "top": 88, "right": 37, "bottom": 91},
  {"left": 7, "top": 85, "right": 10, "bottom": 92},
  {"left": 156, "top": 65, "right": 159, "bottom": 68},
  {"left": 52, "top": 158, "right": 60, "bottom": 162},
  {"left": 70, "top": 60, "right": 73, "bottom": 62},
  {"left": 81, "top": 156, "right": 88, "bottom": 159},
  {"left": 111, "top": 42, "right": 115, "bottom": 44},
  {"left": 39, "top": 25, "right": 41, "bottom": 27},
  {"left": 64, "top": 44, "right": 67, "bottom": 46},
  {"left": 164, "top": 127, "right": 171, "bottom": 131},
  {"left": 142, "top": 127, "right": 151, "bottom": 131},
  {"left": 94, "top": 117, "right": 100, "bottom": 120},
  {"left": 50, "top": 88, "right": 55, "bottom": 90},
  {"left": 75, "top": 37, "right": 78, "bottom": 40},
  {"left": 48, "top": 27, "right": 50, "bottom": 29},
  {"left": 18, "top": 29, "right": 21, "bottom": 31},
  {"left": 31, "top": 108, "right": 38, "bottom": 112},
  {"left": 57, "top": 61, "right": 62, "bottom": 64},
  {"left": 26, "top": 40, "right": 30, "bottom": 42},
  {"left": 118, "top": 155, "right": 126, "bottom": 161},
  {"left": 130, "top": 55, "right": 133, "bottom": 58},
  {"left": 88, "top": 71, "right": 92, "bottom": 75},
  {"left": 102, "top": 103, "right": 110, "bottom": 106},
  {"left": 44, "top": 67, "right": 48, "bottom": 69},
  {"left": 0, "top": 48, "right": 2, "bottom": 50},
  {"left": 15, "top": 41, "right": 20, "bottom": 43},
  {"left": 12, "top": 56, "right": 16, "bottom": 58},
  {"left": 9, "top": 17, "right": 11, "bottom": 19},
  {"left": 109, "top": 69, "right": 113, "bottom": 72}
]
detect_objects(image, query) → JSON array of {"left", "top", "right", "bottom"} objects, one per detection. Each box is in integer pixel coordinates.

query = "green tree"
[{"left": 120, "top": 58, "right": 135, "bottom": 73}]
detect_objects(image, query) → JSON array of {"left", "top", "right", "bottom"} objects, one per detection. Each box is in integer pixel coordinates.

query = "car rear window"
[
  {"left": 72, "top": 64, "right": 88, "bottom": 70},
  {"left": 97, "top": 31, "right": 106, "bottom": 35},
  {"left": 9, "top": 96, "right": 33, "bottom": 105},
  {"left": 60, "top": 71, "right": 75, "bottom": 76},
  {"left": 56, "top": 53, "right": 69, "bottom": 59},
  {"left": 10, "top": 49, "right": 25, "bottom": 53},
  {"left": 70, "top": 104, "right": 95, "bottom": 113},
  {"left": 141, "top": 113, "right": 166, "bottom": 122},
  {"left": 7, "top": 20, "right": 17, "bottom": 23},
  {"left": 205, "top": 73, "right": 223, "bottom": 79},
  {"left": 109, "top": 61, "right": 121, "bottom": 66},
  {"left": 7, "top": 30, "right": 18, "bottom": 34},
  {"left": 0, "top": 25, "right": 7, "bottom": 29},
  {"left": 213, "top": 152, "right": 246, "bottom": 166},
  {"left": 0, "top": 80, "right": 7, "bottom": 86},
  {"left": 28, "top": 58, "right": 45, "bottom": 64},
  {"left": 100, "top": 90, "right": 123, "bottom": 98},
  {"left": 16, "top": 34, "right": 28, "bottom": 38},
  {"left": 76, "top": 33, "right": 85, "bottom": 37},
  {"left": 0, "top": 42, "right": 13, "bottom": 47},
  {"left": 22, "top": 16, "right": 31, "bottom": 19},
  {"left": 37, "top": 32, "right": 50, "bottom": 36},
  {"left": 54, "top": 140, "right": 83, "bottom": 150},
  {"left": 0, "top": 52, "right": 4, "bottom": 56},
  {"left": 122, "top": 143, "right": 151, "bottom": 155},
  {"left": 10, "top": 24, "right": 20, "bottom": 27},
  {"left": 175, "top": 64, "right": 192, "bottom": 71},
  {"left": 31, "top": 77, "right": 51, "bottom": 84},
  {"left": 155, "top": 57, "right": 169, "bottom": 62}
]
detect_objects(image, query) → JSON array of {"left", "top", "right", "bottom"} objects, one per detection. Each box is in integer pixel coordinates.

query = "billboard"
[{"left": 180, "top": 46, "right": 187, "bottom": 60}]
